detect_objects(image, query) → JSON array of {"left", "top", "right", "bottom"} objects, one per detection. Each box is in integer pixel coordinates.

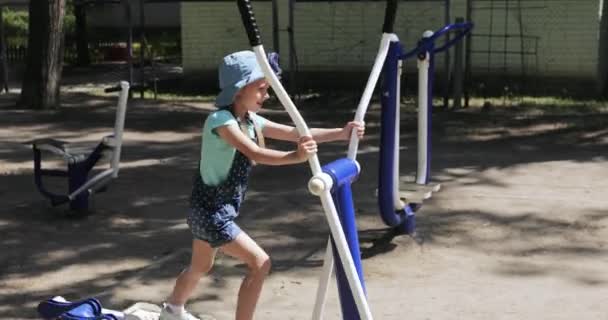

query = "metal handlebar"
[
  {"left": 401, "top": 22, "right": 474, "bottom": 59},
  {"left": 237, "top": 0, "right": 262, "bottom": 46},
  {"left": 382, "top": 0, "right": 398, "bottom": 34}
]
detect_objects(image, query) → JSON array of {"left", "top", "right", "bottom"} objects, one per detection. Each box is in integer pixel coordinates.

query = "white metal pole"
[
  {"left": 416, "top": 51, "right": 430, "bottom": 185},
  {"left": 252, "top": 45, "right": 373, "bottom": 320},
  {"left": 312, "top": 240, "right": 334, "bottom": 320},
  {"left": 393, "top": 60, "right": 404, "bottom": 209},
  {"left": 347, "top": 33, "right": 399, "bottom": 161},
  {"left": 110, "top": 81, "right": 130, "bottom": 177},
  {"left": 68, "top": 169, "right": 114, "bottom": 199},
  {"left": 252, "top": 46, "right": 321, "bottom": 175},
  {"left": 318, "top": 191, "right": 373, "bottom": 320}
]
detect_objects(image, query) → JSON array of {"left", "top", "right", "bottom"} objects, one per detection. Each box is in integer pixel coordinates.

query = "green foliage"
[
  {"left": 146, "top": 30, "right": 181, "bottom": 58},
  {"left": 64, "top": 0, "right": 76, "bottom": 36},
  {"left": 466, "top": 96, "right": 608, "bottom": 114},
  {"left": 2, "top": 7, "right": 28, "bottom": 45},
  {"left": 2, "top": 3, "right": 77, "bottom": 45},
  {"left": 2, "top": 2, "right": 181, "bottom": 63}
]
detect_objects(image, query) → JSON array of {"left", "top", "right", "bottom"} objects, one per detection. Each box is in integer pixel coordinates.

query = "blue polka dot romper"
[{"left": 187, "top": 113, "right": 258, "bottom": 248}]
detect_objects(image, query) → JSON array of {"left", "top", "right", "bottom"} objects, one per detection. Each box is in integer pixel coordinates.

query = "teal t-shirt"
[{"left": 200, "top": 109, "right": 267, "bottom": 186}]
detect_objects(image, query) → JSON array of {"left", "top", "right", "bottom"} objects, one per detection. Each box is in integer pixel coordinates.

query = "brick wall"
[
  {"left": 181, "top": 0, "right": 602, "bottom": 87},
  {"left": 181, "top": 2, "right": 273, "bottom": 72},
  {"left": 88, "top": 2, "right": 180, "bottom": 28}
]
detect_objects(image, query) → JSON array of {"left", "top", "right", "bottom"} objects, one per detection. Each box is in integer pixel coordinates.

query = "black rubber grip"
[
  {"left": 105, "top": 84, "right": 140, "bottom": 93},
  {"left": 237, "top": 0, "right": 262, "bottom": 46},
  {"left": 104, "top": 86, "right": 122, "bottom": 93},
  {"left": 382, "top": 0, "right": 398, "bottom": 33}
]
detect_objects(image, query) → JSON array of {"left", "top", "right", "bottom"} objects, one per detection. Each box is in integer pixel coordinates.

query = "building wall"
[
  {"left": 181, "top": 0, "right": 602, "bottom": 87},
  {"left": 457, "top": 0, "right": 600, "bottom": 78},
  {"left": 87, "top": 1, "right": 180, "bottom": 28},
  {"left": 181, "top": 1, "right": 448, "bottom": 73},
  {"left": 181, "top": 2, "right": 274, "bottom": 71}
]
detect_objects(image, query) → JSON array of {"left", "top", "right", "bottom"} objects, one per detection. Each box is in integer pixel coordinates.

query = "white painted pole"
[
  {"left": 252, "top": 45, "right": 373, "bottom": 320},
  {"left": 67, "top": 81, "right": 130, "bottom": 199},
  {"left": 393, "top": 59, "right": 404, "bottom": 209},
  {"left": 416, "top": 49, "right": 430, "bottom": 185},
  {"left": 347, "top": 33, "right": 399, "bottom": 161},
  {"left": 312, "top": 240, "right": 334, "bottom": 320},
  {"left": 318, "top": 191, "right": 373, "bottom": 320},
  {"left": 252, "top": 46, "right": 321, "bottom": 175},
  {"left": 68, "top": 169, "right": 114, "bottom": 200},
  {"left": 110, "top": 81, "right": 130, "bottom": 177}
]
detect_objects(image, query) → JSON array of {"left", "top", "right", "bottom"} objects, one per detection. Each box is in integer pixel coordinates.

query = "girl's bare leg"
[
  {"left": 220, "top": 232, "right": 271, "bottom": 320},
  {"left": 167, "top": 239, "right": 217, "bottom": 305}
]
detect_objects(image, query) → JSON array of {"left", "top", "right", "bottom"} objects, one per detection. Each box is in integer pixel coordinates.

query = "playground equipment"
[
  {"left": 37, "top": 296, "right": 160, "bottom": 320},
  {"left": 31, "top": 82, "right": 130, "bottom": 213},
  {"left": 377, "top": 2, "right": 473, "bottom": 234},
  {"left": 237, "top": 0, "right": 472, "bottom": 317},
  {"left": 237, "top": 0, "right": 375, "bottom": 318}
]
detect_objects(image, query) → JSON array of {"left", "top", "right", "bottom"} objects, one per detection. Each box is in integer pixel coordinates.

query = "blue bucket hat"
[{"left": 215, "top": 51, "right": 282, "bottom": 107}]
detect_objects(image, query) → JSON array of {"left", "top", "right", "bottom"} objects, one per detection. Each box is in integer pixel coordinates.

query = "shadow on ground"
[{"left": 0, "top": 89, "right": 606, "bottom": 318}]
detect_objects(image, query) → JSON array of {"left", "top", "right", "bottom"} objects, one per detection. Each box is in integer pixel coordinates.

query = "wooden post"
[
  {"left": 124, "top": 0, "right": 133, "bottom": 99},
  {"left": 443, "top": 0, "right": 451, "bottom": 108},
  {"left": 0, "top": 7, "right": 9, "bottom": 93},
  {"left": 74, "top": 1, "right": 90, "bottom": 66},
  {"left": 464, "top": 0, "right": 473, "bottom": 107},
  {"left": 452, "top": 17, "right": 465, "bottom": 109},
  {"left": 272, "top": 0, "right": 279, "bottom": 54},
  {"left": 288, "top": 0, "right": 296, "bottom": 96},
  {"left": 599, "top": 0, "right": 608, "bottom": 97},
  {"left": 139, "top": 0, "right": 146, "bottom": 99}
]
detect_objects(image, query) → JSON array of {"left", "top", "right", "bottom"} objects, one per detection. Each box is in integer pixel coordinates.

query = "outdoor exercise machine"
[
  {"left": 377, "top": 3, "right": 472, "bottom": 234},
  {"left": 31, "top": 82, "right": 130, "bottom": 213},
  {"left": 239, "top": 0, "right": 472, "bottom": 317},
  {"left": 237, "top": 0, "right": 375, "bottom": 318}
]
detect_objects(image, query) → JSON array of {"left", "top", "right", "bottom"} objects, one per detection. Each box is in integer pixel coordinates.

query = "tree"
[{"left": 18, "top": 0, "right": 66, "bottom": 109}]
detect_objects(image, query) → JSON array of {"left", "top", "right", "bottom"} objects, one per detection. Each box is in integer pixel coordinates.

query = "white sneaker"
[{"left": 159, "top": 303, "right": 200, "bottom": 320}]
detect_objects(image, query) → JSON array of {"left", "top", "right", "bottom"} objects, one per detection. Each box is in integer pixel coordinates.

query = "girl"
[{"left": 160, "top": 51, "right": 364, "bottom": 320}]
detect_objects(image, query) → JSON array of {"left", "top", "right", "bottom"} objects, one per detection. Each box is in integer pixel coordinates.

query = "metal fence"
[
  {"left": 6, "top": 45, "right": 26, "bottom": 62},
  {"left": 4, "top": 42, "right": 134, "bottom": 64}
]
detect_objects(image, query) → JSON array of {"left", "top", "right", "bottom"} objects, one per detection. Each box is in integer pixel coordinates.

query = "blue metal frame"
[
  {"left": 378, "top": 41, "right": 417, "bottom": 235},
  {"left": 401, "top": 22, "right": 474, "bottom": 60},
  {"left": 425, "top": 40, "right": 435, "bottom": 184},
  {"left": 33, "top": 141, "right": 108, "bottom": 212},
  {"left": 323, "top": 158, "right": 366, "bottom": 320},
  {"left": 377, "top": 22, "right": 473, "bottom": 235}
]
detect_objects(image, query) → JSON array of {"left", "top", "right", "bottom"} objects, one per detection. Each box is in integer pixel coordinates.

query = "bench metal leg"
[{"left": 68, "top": 162, "right": 89, "bottom": 212}]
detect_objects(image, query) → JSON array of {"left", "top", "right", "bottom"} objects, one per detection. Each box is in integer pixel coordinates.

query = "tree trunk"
[
  {"left": 18, "top": 0, "right": 66, "bottom": 109},
  {"left": 599, "top": 0, "right": 608, "bottom": 98},
  {"left": 74, "top": 2, "right": 90, "bottom": 66}
]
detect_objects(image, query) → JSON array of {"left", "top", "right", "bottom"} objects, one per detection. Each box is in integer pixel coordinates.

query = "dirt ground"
[{"left": 1, "top": 77, "right": 607, "bottom": 320}]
